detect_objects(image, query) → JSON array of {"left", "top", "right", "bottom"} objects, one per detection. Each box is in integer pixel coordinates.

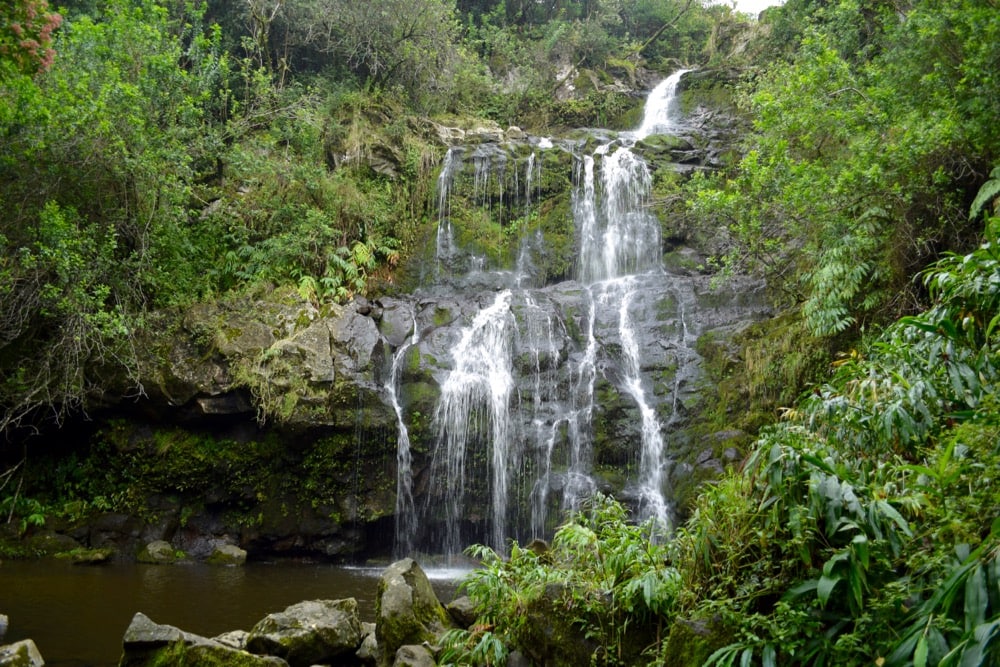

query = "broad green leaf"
[
  {"left": 876, "top": 500, "right": 913, "bottom": 537},
  {"left": 914, "top": 635, "right": 928, "bottom": 667},
  {"left": 964, "top": 566, "right": 987, "bottom": 631},
  {"left": 762, "top": 644, "right": 776, "bottom": 667},
  {"left": 818, "top": 573, "right": 840, "bottom": 606}
]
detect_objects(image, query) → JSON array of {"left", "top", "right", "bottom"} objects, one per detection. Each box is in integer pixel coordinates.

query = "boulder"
[
  {"left": 392, "top": 644, "right": 435, "bottom": 667},
  {"left": 206, "top": 543, "right": 247, "bottom": 566},
  {"left": 120, "top": 612, "right": 286, "bottom": 667},
  {"left": 0, "top": 640, "right": 44, "bottom": 667},
  {"left": 246, "top": 598, "right": 362, "bottom": 667},
  {"left": 136, "top": 540, "right": 181, "bottom": 564},
  {"left": 356, "top": 623, "right": 378, "bottom": 665},
  {"left": 445, "top": 596, "right": 478, "bottom": 628},
  {"left": 24, "top": 529, "right": 80, "bottom": 555},
  {"left": 375, "top": 559, "right": 452, "bottom": 667},
  {"left": 214, "top": 630, "right": 250, "bottom": 650}
]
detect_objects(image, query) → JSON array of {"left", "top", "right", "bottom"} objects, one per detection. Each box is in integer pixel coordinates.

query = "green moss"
[
  {"left": 54, "top": 547, "right": 114, "bottom": 564},
  {"left": 143, "top": 639, "right": 278, "bottom": 667},
  {"left": 661, "top": 616, "right": 735, "bottom": 667}
]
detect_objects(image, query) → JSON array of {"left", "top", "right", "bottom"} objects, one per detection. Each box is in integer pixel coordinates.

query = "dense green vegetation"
[{"left": 3, "top": 0, "right": 1000, "bottom": 663}]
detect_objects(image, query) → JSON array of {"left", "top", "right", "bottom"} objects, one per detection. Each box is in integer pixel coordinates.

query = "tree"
[
  {"left": 278, "top": 0, "right": 466, "bottom": 108},
  {"left": 0, "top": 0, "right": 62, "bottom": 76},
  {"left": 690, "top": 0, "right": 1000, "bottom": 337},
  {"left": 0, "top": 0, "right": 232, "bottom": 433}
]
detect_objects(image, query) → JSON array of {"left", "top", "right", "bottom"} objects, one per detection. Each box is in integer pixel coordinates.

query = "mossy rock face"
[
  {"left": 24, "top": 530, "right": 80, "bottom": 556},
  {"left": 206, "top": 543, "right": 247, "bottom": 566},
  {"left": 515, "top": 583, "right": 655, "bottom": 667},
  {"left": 55, "top": 547, "right": 114, "bottom": 565},
  {"left": 0, "top": 639, "right": 45, "bottom": 667}
]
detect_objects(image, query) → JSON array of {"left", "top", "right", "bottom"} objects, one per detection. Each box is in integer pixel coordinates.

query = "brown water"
[{"left": 0, "top": 559, "right": 464, "bottom": 666}]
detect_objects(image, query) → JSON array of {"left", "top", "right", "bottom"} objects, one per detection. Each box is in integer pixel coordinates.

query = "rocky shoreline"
[{"left": 0, "top": 558, "right": 473, "bottom": 667}]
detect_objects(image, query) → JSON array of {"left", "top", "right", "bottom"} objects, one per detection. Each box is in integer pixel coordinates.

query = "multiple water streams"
[{"left": 394, "top": 70, "right": 700, "bottom": 557}]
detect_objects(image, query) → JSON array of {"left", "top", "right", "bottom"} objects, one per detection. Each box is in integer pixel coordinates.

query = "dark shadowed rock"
[
  {"left": 445, "top": 596, "right": 478, "bottom": 628},
  {"left": 246, "top": 599, "right": 362, "bottom": 667}
]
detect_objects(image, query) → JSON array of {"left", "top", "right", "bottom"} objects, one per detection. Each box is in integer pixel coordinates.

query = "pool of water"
[{"left": 0, "top": 559, "right": 464, "bottom": 666}]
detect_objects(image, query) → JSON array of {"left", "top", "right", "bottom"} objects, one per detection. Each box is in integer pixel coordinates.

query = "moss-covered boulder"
[
  {"left": 516, "top": 583, "right": 600, "bottom": 666},
  {"left": 661, "top": 616, "right": 735, "bottom": 667},
  {"left": 206, "top": 543, "right": 247, "bottom": 566},
  {"left": 120, "top": 613, "right": 286, "bottom": 667},
  {"left": 375, "top": 559, "right": 452, "bottom": 667},
  {"left": 55, "top": 546, "right": 114, "bottom": 565},
  {"left": 0, "top": 639, "right": 44, "bottom": 667},
  {"left": 245, "top": 599, "right": 362, "bottom": 667},
  {"left": 136, "top": 540, "right": 183, "bottom": 564}
]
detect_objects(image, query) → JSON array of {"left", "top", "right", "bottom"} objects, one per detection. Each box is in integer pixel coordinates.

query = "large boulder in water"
[
  {"left": 136, "top": 540, "right": 181, "bottom": 564},
  {"left": 375, "top": 559, "right": 452, "bottom": 667},
  {"left": 245, "top": 598, "right": 362, "bottom": 667},
  {"left": 120, "top": 612, "right": 286, "bottom": 666}
]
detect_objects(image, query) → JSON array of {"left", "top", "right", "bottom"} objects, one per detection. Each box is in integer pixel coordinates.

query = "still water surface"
[{"left": 0, "top": 560, "right": 464, "bottom": 667}]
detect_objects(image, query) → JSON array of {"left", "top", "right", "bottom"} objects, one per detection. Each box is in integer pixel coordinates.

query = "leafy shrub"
[{"left": 455, "top": 493, "right": 679, "bottom": 666}]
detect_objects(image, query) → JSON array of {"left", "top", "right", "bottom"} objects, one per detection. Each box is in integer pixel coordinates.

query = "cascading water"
[
  {"left": 396, "top": 70, "right": 727, "bottom": 556},
  {"left": 425, "top": 291, "right": 516, "bottom": 556},
  {"left": 632, "top": 69, "right": 689, "bottom": 141},
  {"left": 435, "top": 147, "right": 461, "bottom": 278},
  {"left": 387, "top": 311, "right": 420, "bottom": 557}
]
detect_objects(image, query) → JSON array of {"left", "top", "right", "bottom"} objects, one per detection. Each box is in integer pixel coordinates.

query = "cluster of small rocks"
[
  {"left": 0, "top": 558, "right": 471, "bottom": 667},
  {"left": 118, "top": 558, "right": 464, "bottom": 667}
]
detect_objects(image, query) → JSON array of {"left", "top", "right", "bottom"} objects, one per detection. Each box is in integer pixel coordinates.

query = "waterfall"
[
  {"left": 577, "top": 145, "right": 659, "bottom": 283},
  {"left": 610, "top": 279, "right": 669, "bottom": 529},
  {"left": 388, "top": 312, "right": 420, "bottom": 557},
  {"left": 427, "top": 291, "right": 516, "bottom": 555},
  {"left": 632, "top": 69, "right": 690, "bottom": 141},
  {"left": 398, "top": 70, "right": 698, "bottom": 556},
  {"left": 435, "top": 147, "right": 461, "bottom": 275}
]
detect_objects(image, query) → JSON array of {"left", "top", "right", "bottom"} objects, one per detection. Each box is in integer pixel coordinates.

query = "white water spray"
[
  {"left": 429, "top": 291, "right": 515, "bottom": 555},
  {"left": 388, "top": 313, "right": 420, "bottom": 557},
  {"left": 408, "top": 70, "right": 693, "bottom": 554}
]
